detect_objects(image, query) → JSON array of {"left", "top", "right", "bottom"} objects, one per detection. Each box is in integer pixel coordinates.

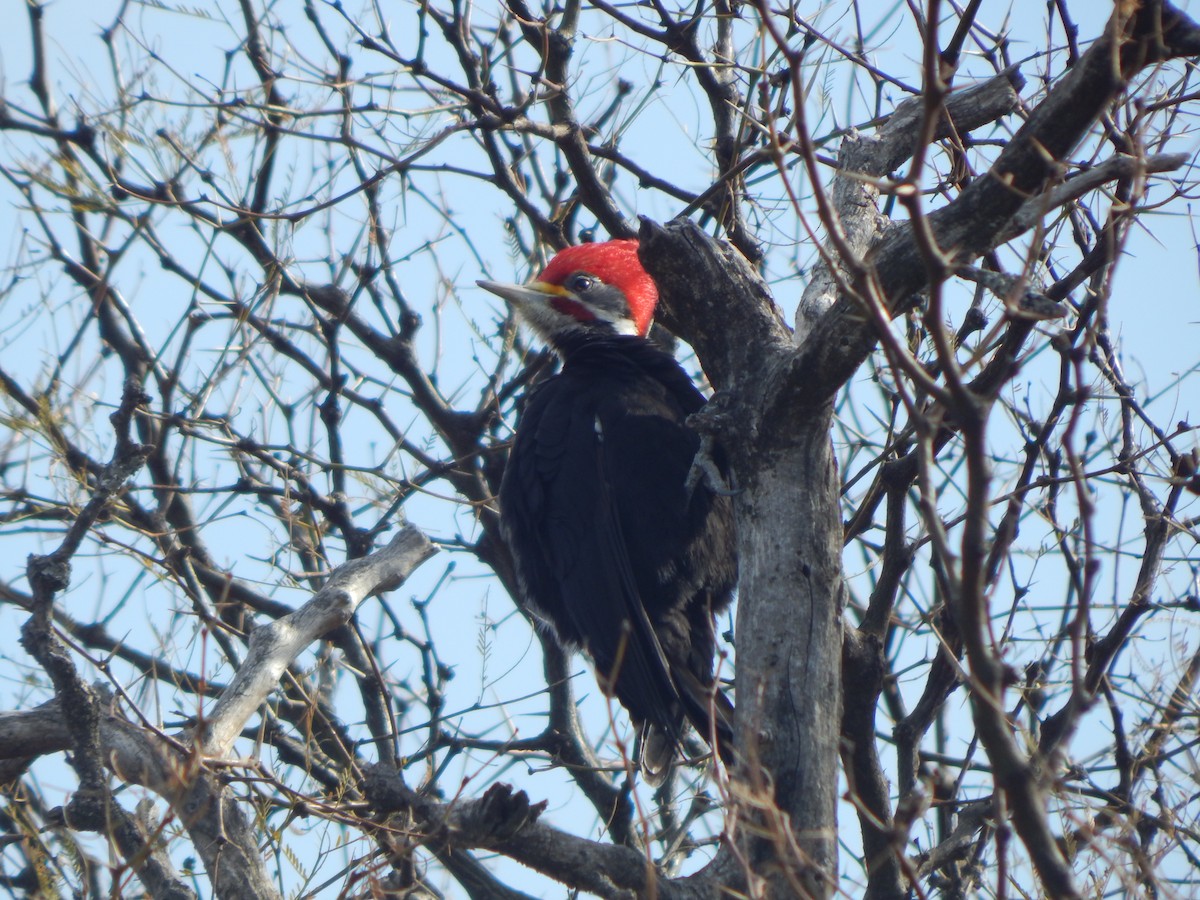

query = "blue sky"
[{"left": 1, "top": 1, "right": 1198, "bottom": 896}]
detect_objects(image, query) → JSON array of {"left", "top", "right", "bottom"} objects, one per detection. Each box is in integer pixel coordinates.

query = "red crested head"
[
  {"left": 536, "top": 240, "right": 658, "bottom": 337},
  {"left": 477, "top": 239, "right": 660, "bottom": 350}
]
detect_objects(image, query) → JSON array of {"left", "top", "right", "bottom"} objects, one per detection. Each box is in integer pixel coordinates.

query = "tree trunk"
[
  {"left": 732, "top": 409, "right": 844, "bottom": 896},
  {"left": 640, "top": 220, "right": 845, "bottom": 896}
]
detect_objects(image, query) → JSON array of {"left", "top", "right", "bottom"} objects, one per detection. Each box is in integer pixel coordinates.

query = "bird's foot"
[{"left": 686, "top": 434, "right": 740, "bottom": 499}]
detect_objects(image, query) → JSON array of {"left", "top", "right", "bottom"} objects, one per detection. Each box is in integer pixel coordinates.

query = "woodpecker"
[{"left": 479, "top": 240, "right": 735, "bottom": 779}]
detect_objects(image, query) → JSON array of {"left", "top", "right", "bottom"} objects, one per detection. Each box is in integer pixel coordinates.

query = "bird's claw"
[{"left": 686, "top": 434, "right": 739, "bottom": 499}]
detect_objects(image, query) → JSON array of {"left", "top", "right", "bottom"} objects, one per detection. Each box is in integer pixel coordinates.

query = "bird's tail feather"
[
  {"left": 676, "top": 668, "right": 735, "bottom": 766},
  {"left": 637, "top": 723, "right": 677, "bottom": 787}
]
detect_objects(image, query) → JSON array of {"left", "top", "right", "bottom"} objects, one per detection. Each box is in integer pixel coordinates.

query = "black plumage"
[{"left": 480, "top": 241, "right": 736, "bottom": 777}]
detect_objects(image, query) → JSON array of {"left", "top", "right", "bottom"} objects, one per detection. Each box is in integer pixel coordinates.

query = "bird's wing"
[
  {"left": 596, "top": 390, "right": 737, "bottom": 762},
  {"left": 518, "top": 382, "right": 685, "bottom": 739},
  {"left": 499, "top": 376, "right": 686, "bottom": 734},
  {"left": 587, "top": 425, "right": 686, "bottom": 736}
]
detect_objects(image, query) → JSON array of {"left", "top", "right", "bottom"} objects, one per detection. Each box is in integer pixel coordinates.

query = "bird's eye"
[{"left": 568, "top": 274, "right": 595, "bottom": 294}]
